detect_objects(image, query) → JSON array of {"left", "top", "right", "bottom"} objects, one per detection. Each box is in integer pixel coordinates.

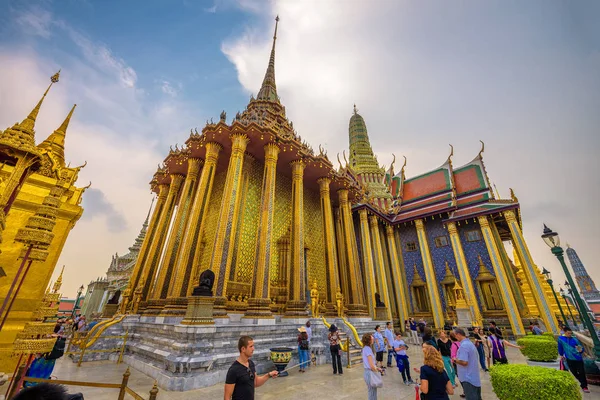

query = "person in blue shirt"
[
  {"left": 532, "top": 322, "right": 543, "bottom": 335},
  {"left": 409, "top": 318, "right": 419, "bottom": 344},
  {"left": 454, "top": 328, "right": 481, "bottom": 400},
  {"left": 373, "top": 325, "right": 386, "bottom": 372},
  {"left": 558, "top": 327, "right": 589, "bottom": 393},
  {"left": 384, "top": 322, "right": 395, "bottom": 367},
  {"left": 391, "top": 331, "right": 414, "bottom": 385}
]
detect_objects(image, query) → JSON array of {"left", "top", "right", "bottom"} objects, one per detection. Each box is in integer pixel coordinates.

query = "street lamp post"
[
  {"left": 542, "top": 225, "right": 600, "bottom": 359},
  {"left": 72, "top": 284, "right": 84, "bottom": 319},
  {"left": 541, "top": 267, "right": 568, "bottom": 329},
  {"left": 560, "top": 287, "right": 578, "bottom": 330}
]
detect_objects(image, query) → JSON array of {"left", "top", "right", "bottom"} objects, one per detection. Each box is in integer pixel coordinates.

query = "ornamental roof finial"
[
  {"left": 353, "top": 104, "right": 358, "bottom": 115},
  {"left": 53, "top": 265, "right": 65, "bottom": 293},
  {"left": 256, "top": 16, "right": 280, "bottom": 102},
  {"left": 20, "top": 70, "right": 60, "bottom": 133},
  {"left": 38, "top": 104, "right": 77, "bottom": 166}
]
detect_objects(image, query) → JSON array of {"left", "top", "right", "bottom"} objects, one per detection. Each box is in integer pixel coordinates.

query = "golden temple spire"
[
  {"left": 38, "top": 104, "right": 76, "bottom": 167},
  {"left": 256, "top": 16, "right": 280, "bottom": 102},
  {"left": 53, "top": 265, "right": 65, "bottom": 293},
  {"left": 19, "top": 70, "right": 60, "bottom": 133}
]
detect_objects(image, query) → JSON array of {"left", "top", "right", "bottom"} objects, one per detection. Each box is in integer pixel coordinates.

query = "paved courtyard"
[{"left": 50, "top": 345, "right": 598, "bottom": 399}]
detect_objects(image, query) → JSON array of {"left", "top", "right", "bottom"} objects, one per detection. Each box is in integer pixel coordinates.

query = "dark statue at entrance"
[{"left": 192, "top": 269, "right": 215, "bottom": 297}]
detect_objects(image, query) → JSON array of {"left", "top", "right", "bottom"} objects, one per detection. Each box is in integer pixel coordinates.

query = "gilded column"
[
  {"left": 141, "top": 175, "right": 184, "bottom": 300},
  {"left": 128, "top": 184, "right": 168, "bottom": 299},
  {"left": 370, "top": 216, "right": 392, "bottom": 321},
  {"left": 151, "top": 158, "right": 202, "bottom": 299},
  {"left": 359, "top": 209, "right": 377, "bottom": 318},
  {"left": 334, "top": 208, "right": 350, "bottom": 300},
  {"left": 447, "top": 222, "right": 483, "bottom": 327},
  {"left": 478, "top": 215, "right": 526, "bottom": 336},
  {"left": 504, "top": 210, "right": 559, "bottom": 334},
  {"left": 339, "top": 190, "right": 368, "bottom": 316},
  {"left": 386, "top": 225, "right": 410, "bottom": 327},
  {"left": 178, "top": 142, "right": 222, "bottom": 296},
  {"left": 245, "top": 143, "right": 280, "bottom": 319},
  {"left": 415, "top": 219, "right": 444, "bottom": 329},
  {"left": 211, "top": 133, "right": 249, "bottom": 298},
  {"left": 318, "top": 177, "right": 339, "bottom": 314},
  {"left": 285, "top": 160, "right": 307, "bottom": 317}
]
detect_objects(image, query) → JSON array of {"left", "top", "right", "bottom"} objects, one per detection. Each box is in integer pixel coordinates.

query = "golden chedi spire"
[
  {"left": 53, "top": 265, "right": 65, "bottom": 293},
  {"left": 256, "top": 16, "right": 280, "bottom": 103},
  {"left": 38, "top": 104, "right": 76, "bottom": 167},
  {"left": 0, "top": 71, "right": 60, "bottom": 159}
]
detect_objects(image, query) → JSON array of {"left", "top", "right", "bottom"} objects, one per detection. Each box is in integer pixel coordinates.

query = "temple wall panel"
[
  {"left": 397, "top": 223, "right": 424, "bottom": 312},
  {"left": 424, "top": 219, "right": 457, "bottom": 310},
  {"left": 199, "top": 170, "right": 227, "bottom": 270},
  {"left": 230, "top": 158, "right": 263, "bottom": 284},
  {"left": 270, "top": 172, "right": 292, "bottom": 284},
  {"left": 303, "top": 187, "right": 326, "bottom": 297},
  {"left": 458, "top": 223, "right": 494, "bottom": 306}
]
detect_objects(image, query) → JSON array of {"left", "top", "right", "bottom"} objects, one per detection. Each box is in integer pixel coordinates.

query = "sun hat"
[{"left": 298, "top": 326, "right": 307, "bottom": 333}]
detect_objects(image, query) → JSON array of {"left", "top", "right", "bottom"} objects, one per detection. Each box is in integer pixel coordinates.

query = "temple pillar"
[
  {"left": 415, "top": 219, "right": 444, "bottom": 328},
  {"left": 284, "top": 160, "right": 307, "bottom": 317},
  {"left": 128, "top": 184, "right": 168, "bottom": 301},
  {"left": 318, "top": 178, "right": 340, "bottom": 315},
  {"left": 370, "top": 215, "right": 392, "bottom": 322},
  {"left": 358, "top": 209, "right": 377, "bottom": 318},
  {"left": 140, "top": 175, "right": 183, "bottom": 300},
  {"left": 447, "top": 222, "right": 483, "bottom": 327},
  {"left": 339, "top": 189, "right": 368, "bottom": 316},
  {"left": 334, "top": 207, "right": 350, "bottom": 303},
  {"left": 504, "top": 210, "right": 559, "bottom": 334},
  {"left": 152, "top": 158, "right": 202, "bottom": 300},
  {"left": 171, "top": 142, "right": 222, "bottom": 298},
  {"left": 211, "top": 133, "right": 249, "bottom": 299},
  {"left": 245, "top": 143, "right": 280, "bottom": 319},
  {"left": 386, "top": 225, "right": 410, "bottom": 327},
  {"left": 478, "top": 215, "right": 526, "bottom": 336}
]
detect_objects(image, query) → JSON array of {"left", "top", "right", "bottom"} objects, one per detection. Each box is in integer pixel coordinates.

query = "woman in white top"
[{"left": 362, "top": 333, "right": 382, "bottom": 400}]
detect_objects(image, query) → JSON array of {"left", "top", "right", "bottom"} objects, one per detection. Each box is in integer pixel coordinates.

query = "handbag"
[{"left": 367, "top": 369, "right": 383, "bottom": 388}]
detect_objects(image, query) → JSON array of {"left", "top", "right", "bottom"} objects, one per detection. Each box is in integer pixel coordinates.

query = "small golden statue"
[
  {"left": 335, "top": 287, "right": 344, "bottom": 317},
  {"left": 132, "top": 279, "right": 144, "bottom": 314},
  {"left": 120, "top": 287, "right": 131, "bottom": 314},
  {"left": 310, "top": 280, "right": 319, "bottom": 317}
]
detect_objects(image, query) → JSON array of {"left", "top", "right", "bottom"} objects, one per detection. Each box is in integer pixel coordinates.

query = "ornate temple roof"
[{"left": 38, "top": 104, "right": 76, "bottom": 168}]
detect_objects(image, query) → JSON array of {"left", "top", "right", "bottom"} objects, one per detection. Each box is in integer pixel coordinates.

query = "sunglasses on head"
[{"left": 247, "top": 367, "right": 255, "bottom": 380}]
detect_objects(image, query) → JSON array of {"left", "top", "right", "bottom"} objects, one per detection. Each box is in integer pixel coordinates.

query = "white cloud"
[
  {"left": 14, "top": 5, "right": 53, "bottom": 38},
  {"left": 223, "top": 1, "right": 600, "bottom": 286},
  {"left": 160, "top": 80, "right": 180, "bottom": 97}
]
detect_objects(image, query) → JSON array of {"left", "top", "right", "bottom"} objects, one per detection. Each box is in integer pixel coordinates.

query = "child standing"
[{"left": 392, "top": 331, "right": 414, "bottom": 385}]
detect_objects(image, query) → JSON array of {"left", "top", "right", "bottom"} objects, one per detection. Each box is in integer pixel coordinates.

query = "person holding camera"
[{"left": 558, "top": 327, "right": 589, "bottom": 393}]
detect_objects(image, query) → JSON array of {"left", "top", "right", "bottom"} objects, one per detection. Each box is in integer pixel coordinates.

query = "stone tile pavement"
[{"left": 51, "top": 346, "right": 599, "bottom": 399}]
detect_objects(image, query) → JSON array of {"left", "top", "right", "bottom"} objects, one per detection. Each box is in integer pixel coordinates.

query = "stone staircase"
[{"left": 330, "top": 318, "right": 389, "bottom": 367}]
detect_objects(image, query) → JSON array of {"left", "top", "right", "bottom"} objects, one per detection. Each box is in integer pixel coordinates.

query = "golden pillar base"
[
  {"left": 101, "top": 304, "right": 119, "bottom": 318},
  {"left": 283, "top": 300, "right": 307, "bottom": 317},
  {"left": 159, "top": 297, "right": 188, "bottom": 317},
  {"left": 180, "top": 296, "right": 215, "bottom": 325},
  {"left": 324, "top": 303, "right": 338, "bottom": 317},
  {"left": 212, "top": 296, "right": 228, "bottom": 318},
  {"left": 375, "top": 306, "right": 389, "bottom": 321},
  {"left": 143, "top": 299, "right": 167, "bottom": 316},
  {"left": 346, "top": 303, "right": 369, "bottom": 317},
  {"left": 243, "top": 298, "right": 273, "bottom": 319}
]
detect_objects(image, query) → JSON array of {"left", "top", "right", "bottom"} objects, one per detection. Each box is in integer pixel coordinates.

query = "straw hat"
[{"left": 298, "top": 326, "right": 307, "bottom": 333}]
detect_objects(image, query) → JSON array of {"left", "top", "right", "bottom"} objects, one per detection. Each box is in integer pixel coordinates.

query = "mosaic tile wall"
[
  {"left": 303, "top": 186, "right": 327, "bottom": 296},
  {"left": 425, "top": 219, "right": 458, "bottom": 310},
  {"left": 199, "top": 170, "right": 226, "bottom": 270},
  {"left": 459, "top": 221, "right": 494, "bottom": 306},
  {"left": 270, "top": 172, "right": 292, "bottom": 284},
  {"left": 398, "top": 222, "right": 424, "bottom": 312}
]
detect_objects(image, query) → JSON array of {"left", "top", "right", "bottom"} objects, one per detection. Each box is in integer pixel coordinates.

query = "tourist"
[
  {"left": 361, "top": 333, "right": 383, "bottom": 400},
  {"left": 86, "top": 318, "right": 99, "bottom": 331},
  {"left": 417, "top": 318, "right": 426, "bottom": 336},
  {"left": 392, "top": 331, "right": 413, "bottom": 385},
  {"left": 328, "top": 324, "right": 343, "bottom": 375},
  {"left": 305, "top": 321, "right": 312, "bottom": 368},
  {"left": 437, "top": 330, "right": 456, "bottom": 387},
  {"left": 409, "top": 318, "right": 419, "bottom": 344},
  {"left": 532, "top": 322, "right": 543, "bottom": 335},
  {"left": 453, "top": 328, "right": 482, "bottom": 400},
  {"left": 297, "top": 326, "right": 310, "bottom": 372},
  {"left": 384, "top": 322, "right": 395, "bottom": 367},
  {"left": 422, "top": 327, "right": 438, "bottom": 350},
  {"left": 373, "top": 325, "right": 386, "bottom": 371},
  {"left": 13, "top": 382, "right": 84, "bottom": 400},
  {"left": 487, "top": 329, "right": 521, "bottom": 365},
  {"left": 77, "top": 316, "right": 86, "bottom": 331},
  {"left": 472, "top": 328, "right": 488, "bottom": 372},
  {"left": 224, "top": 336, "right": 278, "bottom": 400},
  {"left": 418, "top": 346, "right": 454, "bottom": 400},
  {"left": 558, "top": 327, "right": 590, "bottom": 393}
]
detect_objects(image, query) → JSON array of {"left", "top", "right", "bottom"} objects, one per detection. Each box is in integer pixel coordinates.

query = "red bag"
[{"left": 559, "top": 358, "right": 566, "bottom": 371}]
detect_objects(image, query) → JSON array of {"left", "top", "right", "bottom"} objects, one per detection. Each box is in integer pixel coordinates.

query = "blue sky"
[{"left": 1, "top": 0, "right": 599, "bottom": 297}]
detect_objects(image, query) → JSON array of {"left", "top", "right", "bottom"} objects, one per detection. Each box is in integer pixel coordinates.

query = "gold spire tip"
[
  {"left": 353, "top": 104, "right": 358, "bottom": 115},
  {"left": 273, "top": 15, "right": 279, "bottom": 40}
]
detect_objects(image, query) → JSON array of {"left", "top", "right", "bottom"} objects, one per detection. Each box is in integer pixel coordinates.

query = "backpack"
[{"left": 300, "top": 339, "right": 309, "bottom": 350}]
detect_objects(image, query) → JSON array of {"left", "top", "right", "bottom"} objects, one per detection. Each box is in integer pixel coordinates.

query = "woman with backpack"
[
  {"left": 297, "top": 326, "right": 310, "bottom": 372},
  {"left": 328, "top": 324, "right": 343, "bottom": 375}
]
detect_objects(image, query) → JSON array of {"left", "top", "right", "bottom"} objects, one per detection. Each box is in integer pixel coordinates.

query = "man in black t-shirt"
[{"left": 224, "top": 336, "right": 278, "bottom": 400}]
